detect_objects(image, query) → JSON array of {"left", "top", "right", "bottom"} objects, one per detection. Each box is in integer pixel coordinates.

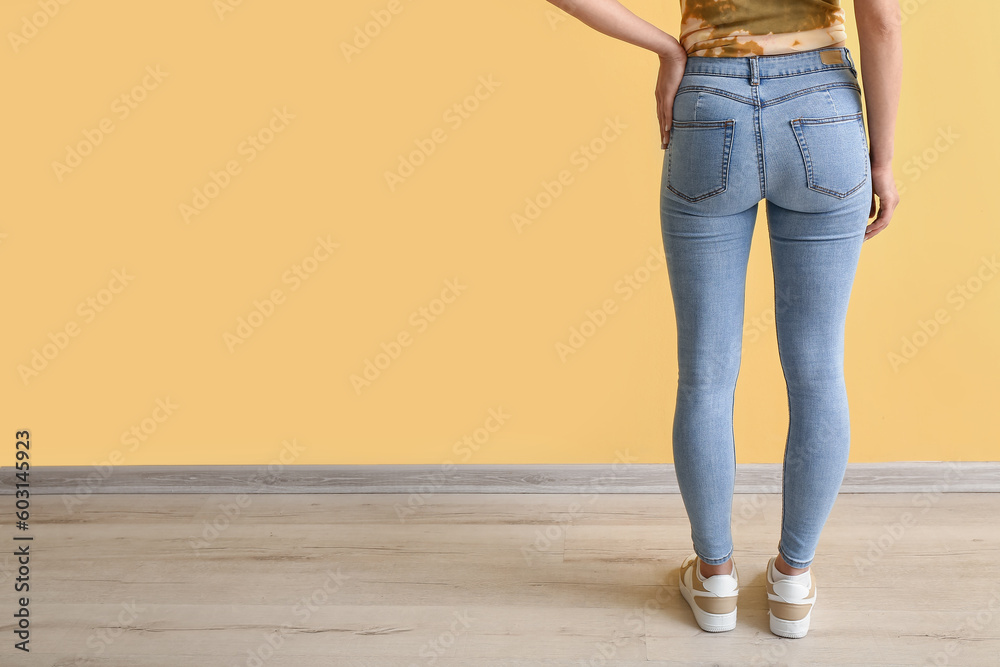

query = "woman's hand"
[
  {"left": 656, "top": 49, "right": 688, "bottom": 149},
  {"left": 864, "top": 164, "right": 899, "bottom": 241}
]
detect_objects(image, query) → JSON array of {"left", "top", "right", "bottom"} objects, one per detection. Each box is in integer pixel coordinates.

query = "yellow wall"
[{"left": 2, "top": 1, "right": 996, "bottom": 466}]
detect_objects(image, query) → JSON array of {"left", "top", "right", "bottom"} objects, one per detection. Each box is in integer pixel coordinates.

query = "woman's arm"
[
  {"left": 544, "top": 0, "right": 687, "bottom": 147},
  {"left": 854, "top": 0, "right": 903, "bottom": 172},
  {"left": 853, "top": 0, "right": 903, "bottom": 239},
  {"left": 544, "top": 0, "right": 686, "bottom": 59}
]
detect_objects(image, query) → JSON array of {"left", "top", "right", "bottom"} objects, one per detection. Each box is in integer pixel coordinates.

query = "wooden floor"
[{"left": 4, "top": 492, "right": 999, "bottom": 666}]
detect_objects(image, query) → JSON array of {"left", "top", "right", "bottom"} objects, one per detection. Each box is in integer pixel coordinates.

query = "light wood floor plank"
[{"left": 1, "top": 493, "right": 998, "bottom": 666}]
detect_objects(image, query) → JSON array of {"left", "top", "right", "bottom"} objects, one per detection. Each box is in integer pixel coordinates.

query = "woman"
[{"left": 544, "top": 0, "right": 902, "bottom": 638}]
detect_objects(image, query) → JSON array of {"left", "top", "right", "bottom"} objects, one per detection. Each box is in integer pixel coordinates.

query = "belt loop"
[
  {"left": 844, "top": 48, "right": 858, "bottom": 77},
  {"left": 749, "top": 55, "right": 759, "bottom": 86}
]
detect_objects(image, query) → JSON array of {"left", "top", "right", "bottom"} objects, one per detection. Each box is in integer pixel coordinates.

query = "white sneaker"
[
  {"left": 766, "top": 556, "right": 817, "bottom": 639},
  {"left": 678, "top": 553, "right": 739, "bottom": 632}
]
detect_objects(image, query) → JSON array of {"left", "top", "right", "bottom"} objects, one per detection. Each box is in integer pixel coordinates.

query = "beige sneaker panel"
[
  {"left": 769, "top": 600, "right": 812, "bottom": 621},
  {"left": 695, "top": 595, "right": 739, "bottom": 614}
]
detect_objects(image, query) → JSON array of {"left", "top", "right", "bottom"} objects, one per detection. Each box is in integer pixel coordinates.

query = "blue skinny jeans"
[{"left": 659, "top": 46, "right": 871, "bottom": 569}]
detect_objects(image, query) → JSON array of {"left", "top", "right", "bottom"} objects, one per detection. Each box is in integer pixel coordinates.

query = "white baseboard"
[{"left": 1, "top": 462, "right": 998, "bottom": 494}]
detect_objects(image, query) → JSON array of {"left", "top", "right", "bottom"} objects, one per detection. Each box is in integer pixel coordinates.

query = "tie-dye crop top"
[{"left": 678, "top": 0, "right": 848, "bottom": 58}]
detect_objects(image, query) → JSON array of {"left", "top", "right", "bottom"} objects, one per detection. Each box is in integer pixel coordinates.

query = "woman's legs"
[
  {"left": 661, "top": 201, "right": 759, "bottom": 567},
  {"left": 766, "top": 195, "right": 868, "bottom": 570},
  {"left": 660, "top": 179, "right": 869, "bottom": 574}
]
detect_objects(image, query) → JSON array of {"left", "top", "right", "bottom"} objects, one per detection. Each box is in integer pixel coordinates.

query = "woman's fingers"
[
  {"left": 655, "top": 54, "right": 685, "bottom": 149},
  {"left": 864, "top": 199, "right": 894, "bottom": 240},
  {"left": 655, "top": 91, "right": 664, "bottom": 147},
  {"left": 656, "top": 93, "right": 671, "bottom": 148},
  {"left": 864, "top": 167, "right": 899, "bottom": 240}
]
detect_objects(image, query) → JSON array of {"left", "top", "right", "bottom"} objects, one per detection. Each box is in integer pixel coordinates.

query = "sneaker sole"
[
  {"left": 680, "top": 580, "right": 737, "bottom": 632},
  {"left": 768, "top": 609, "right": 811, "bottom": 639}
]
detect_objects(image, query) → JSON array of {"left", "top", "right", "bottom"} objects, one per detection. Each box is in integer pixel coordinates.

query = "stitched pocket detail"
[
  {"left": 666, "top": 119, "right": 736, "bottom": 203},
  {"left": 790, "top": 111, "right": 868, "bottom": 198}
]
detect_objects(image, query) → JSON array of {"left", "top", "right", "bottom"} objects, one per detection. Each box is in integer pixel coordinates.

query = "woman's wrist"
[{"left": 656, "top": 40, "right": 687, "bottom": 62}]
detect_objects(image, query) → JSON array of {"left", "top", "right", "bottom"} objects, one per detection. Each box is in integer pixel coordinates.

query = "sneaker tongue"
[{"left": 703, "top": 575, "right": 737, "bottom": 596}]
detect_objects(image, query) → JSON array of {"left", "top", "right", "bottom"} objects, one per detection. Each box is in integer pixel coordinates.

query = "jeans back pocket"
[
  {"left": 667, "top": 119, "right": 736, "bottom": 203},
  {"left": 790, "top": 111, "right": 868, "bottom": 198}
]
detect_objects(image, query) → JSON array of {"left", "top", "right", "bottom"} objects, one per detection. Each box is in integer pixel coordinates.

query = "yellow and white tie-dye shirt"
[{"left": 678, "top": 0, "right": 848, "bottom": 58}]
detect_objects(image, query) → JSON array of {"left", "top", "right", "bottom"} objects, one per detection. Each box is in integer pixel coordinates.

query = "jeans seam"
[{"left": 764, "top": 82, "right": 860, "bottom": 108}]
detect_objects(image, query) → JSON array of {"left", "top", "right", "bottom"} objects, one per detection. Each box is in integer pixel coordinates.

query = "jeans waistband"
[{"left": 682, "top": 47, "right": 857, "bottom": 83}]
